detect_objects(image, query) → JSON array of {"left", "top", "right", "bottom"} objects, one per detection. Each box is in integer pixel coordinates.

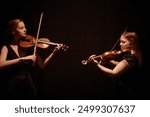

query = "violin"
[
  {"left": 81, "top": 28, "right": 129, "bottom": 65},
  {"left": 81, "top": 49, "right": 130, "bottom": 65},
  {"left": 19, "top": 35, "right": 69, "bottom": 51}
]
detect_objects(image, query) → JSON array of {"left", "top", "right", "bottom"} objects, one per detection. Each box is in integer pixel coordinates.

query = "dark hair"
[{"left": 6, "top": 19, "right": 23, "bottom": 39}]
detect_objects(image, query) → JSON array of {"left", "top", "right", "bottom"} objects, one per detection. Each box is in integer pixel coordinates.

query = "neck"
[
  {"left": 11, "top": 36, "right": 20, "bottom": 45},
  {"left": 131, "top": 50, "right": 136, "bottom": 55},
  {"left": 11, "top": 40, "right": 18, "bottom": 45}
]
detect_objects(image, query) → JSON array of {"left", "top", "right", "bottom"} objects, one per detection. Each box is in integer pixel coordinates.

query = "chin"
[
  {"left": 121, "top": 47, "right": 130, "bottom": 51},
  {"left": 22, "top": 34, "right": 26, "bottom": 37},
  {"left": 121, "top": 47, "right": 124, "bottom": 50}
]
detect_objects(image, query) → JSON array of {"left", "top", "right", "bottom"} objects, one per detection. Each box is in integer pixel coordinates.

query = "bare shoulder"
[{"left": 1, "top": 45, "right": 8, "bottom": 52}]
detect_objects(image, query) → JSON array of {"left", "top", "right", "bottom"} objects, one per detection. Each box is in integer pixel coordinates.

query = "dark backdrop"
[{"left": 0, "top": 0, "right": 149, "bottom": 99}]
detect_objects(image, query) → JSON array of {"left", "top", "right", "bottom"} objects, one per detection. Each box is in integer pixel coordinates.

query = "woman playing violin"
[
  {"left": 0, "top": 19, "right": 63, "bottom": 99},
  {"left": 90, "top": 31, "right": 142, "bottom": 99}
]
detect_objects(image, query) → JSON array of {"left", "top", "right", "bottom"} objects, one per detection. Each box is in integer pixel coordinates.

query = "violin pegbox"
[
  {"left": 53, "top": 44, "right": 69, "bottom": 52},
  {"left": 61, "top": 44, "right": 69, "bottom": 51}
]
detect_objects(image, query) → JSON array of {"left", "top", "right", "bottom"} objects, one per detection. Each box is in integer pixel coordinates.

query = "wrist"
[
  {"left": 93, "top": 60, "right": 99, "bottom": 66},
  {"left": 19, "top": 57, "right": 24, "bottom": 62},
  {"left": 52, "top": 49, "right": 58, "bottom": 54},
  {"left": 96, "top": 62, "right": 99, "bottom": 66}
]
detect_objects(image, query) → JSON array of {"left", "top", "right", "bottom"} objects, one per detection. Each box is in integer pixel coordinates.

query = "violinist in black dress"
[
  {"left": 89, "top": 32, "right": 142, "bottom": 99},
  {"left": 0, "top": 19, "right": 63, "bottom": 99}
]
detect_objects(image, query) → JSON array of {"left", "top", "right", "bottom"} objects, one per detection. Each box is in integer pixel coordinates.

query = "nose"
[
  {"left": 24, "top": 28, "right": 27, "bottom": 33},
  {"left": 120, "top": 42, "right": 122, "bottom": 46}
]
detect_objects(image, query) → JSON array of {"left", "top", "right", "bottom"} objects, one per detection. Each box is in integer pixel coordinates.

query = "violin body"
[
  {"left": 19, "top": 35, "right": 50, "bottom": 49},
  {"left": 100, "top": 51, "right": 118, "bottom": 62},
  {"left": 82, "top": 50, "right": 130, "bottom": 65},
  {"left": 19, "top": 35, "right": 69, "bottom": 51}
]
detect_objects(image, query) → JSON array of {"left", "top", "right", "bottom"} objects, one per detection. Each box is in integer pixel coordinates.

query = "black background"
[{"left": 0, "top": 0, "right": 149, "bottom": 99}]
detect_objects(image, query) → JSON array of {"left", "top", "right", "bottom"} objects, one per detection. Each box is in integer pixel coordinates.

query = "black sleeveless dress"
[{"left": 0, "top": 45, "right": 37, "bottom": 99}]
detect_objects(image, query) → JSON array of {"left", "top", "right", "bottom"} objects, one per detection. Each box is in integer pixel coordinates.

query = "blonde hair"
[
  {"left": 121, "top": 32, "right": 138, "bottom": 50},
  {"left": 121, "top": 32, "right": 142, "bottom": 67}
]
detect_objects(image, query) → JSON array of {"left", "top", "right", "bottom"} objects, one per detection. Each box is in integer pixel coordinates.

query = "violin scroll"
[
  {"left": 81, "top": 55, "right": 102, "bottom": 65},
  {"left": 59, "top": 44, "right": 69, "bottom": 51},
  {"left": 53, "top": 44, "right": 69, "bottom": 52}
]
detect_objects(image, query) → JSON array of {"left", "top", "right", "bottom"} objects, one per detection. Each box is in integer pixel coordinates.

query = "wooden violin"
[
  {"left": 19, "top": 35, "right": 69, "bottom": 51},
  {"left": 82, "top": 28, "right": 129, "bottom": 65},
  {"left": 81, "top": 49, "right": 130, "bottom": 65}
]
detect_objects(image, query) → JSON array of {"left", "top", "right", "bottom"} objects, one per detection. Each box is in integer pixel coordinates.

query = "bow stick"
[{"left": 33, "top": 12, "right": 44, "bottom": 65}]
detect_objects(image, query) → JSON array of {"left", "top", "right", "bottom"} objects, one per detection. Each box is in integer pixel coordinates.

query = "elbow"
[
  {"left": 0, "top": 64, "right": 2, "bottom": 70},
  {"left": 109, "top": 71, "right": 120, "bottom": 78},
  {"left": 110, "top": 74, "right": 118, "bottom": 78},
  {"left": 0, "top": 62, "right": 5, "bottom": 70}
]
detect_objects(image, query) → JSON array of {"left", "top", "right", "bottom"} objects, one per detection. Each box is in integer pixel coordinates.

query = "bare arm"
[
  {"left": 109, "top": 60, "right": 119, "bottom": 66},
  {"left": 92, "top": 58, "right": 130, "bottom": 77},
  {"left": 36, "top": 44, "right": 63, "bottom": 69},
  {"left": 36, "top": 51, "right": 57, "bottom": 69},
  {"left": 0, "top": 45, "right": 36, "bottom": 70}
]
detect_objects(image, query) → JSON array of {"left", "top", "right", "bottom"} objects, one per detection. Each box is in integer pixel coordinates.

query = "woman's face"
[
  {"left": 14, "top": 21, "right": 27, "bottom": 38},
  {"left": 120, "top": 36, "right": 130, "bottom": 50}
]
